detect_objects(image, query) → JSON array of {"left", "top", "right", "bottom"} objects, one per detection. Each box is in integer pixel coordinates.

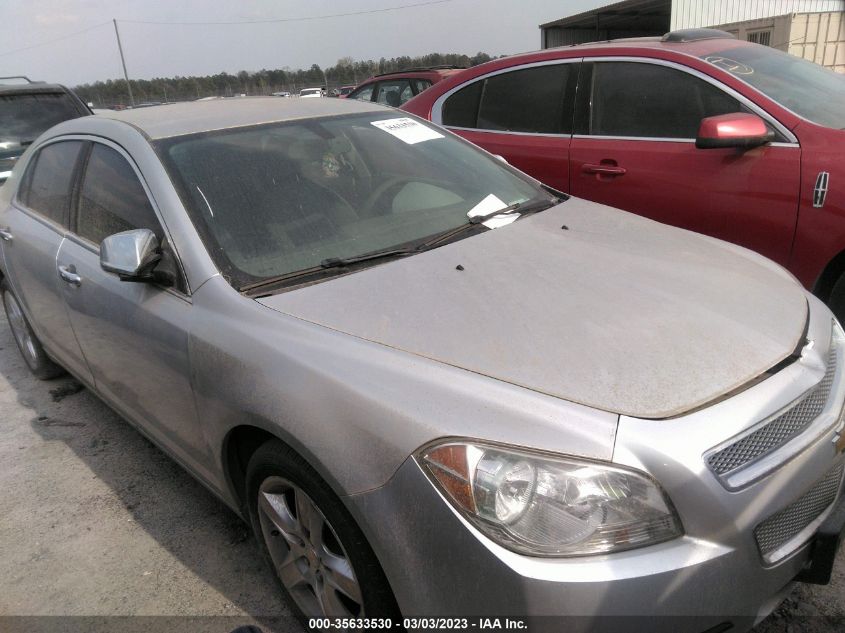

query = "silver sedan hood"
[{"left": 258, "top": 199, "right": 807, "bottom": 419}]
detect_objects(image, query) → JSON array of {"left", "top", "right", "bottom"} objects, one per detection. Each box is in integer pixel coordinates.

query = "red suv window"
[
  {"left": 442, "top": 63, "right": 576, "bottom": 134},
  {"left": 375, "top": 80, "right": 414, "bottom": 107}
]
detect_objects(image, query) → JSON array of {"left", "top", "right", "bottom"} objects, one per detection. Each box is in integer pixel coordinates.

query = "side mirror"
[
  {"left": 696, "top": 113, "right": 774, "bottom": 150},
  {"left": 100, "top": 229, "right": 162, "bottom": 282}
]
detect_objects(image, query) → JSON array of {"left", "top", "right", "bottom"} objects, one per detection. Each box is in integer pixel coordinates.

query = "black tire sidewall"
[
  {"left": 245, "top": 439, "right": 400, "bottom": 625},
  {"left": 828, "top": 274, "right": 845, "bottom": 325},
  {"left": 1, "top": 280, "right": 63, "bottom": 379}
]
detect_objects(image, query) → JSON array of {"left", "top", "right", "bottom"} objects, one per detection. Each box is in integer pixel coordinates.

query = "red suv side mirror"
[{"left": 695, "top": 113, "right": 774, "bottom": 150}]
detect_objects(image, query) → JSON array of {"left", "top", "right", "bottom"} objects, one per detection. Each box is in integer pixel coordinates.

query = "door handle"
[
  {"left": 582, "top": 163, "right": 627, "bottom": 176},
  {"left": 0, "top": 227, "right": 13, "bottom": 242},
  {"left": 58, "top": 264, "right": 82, "bottom": 287}
]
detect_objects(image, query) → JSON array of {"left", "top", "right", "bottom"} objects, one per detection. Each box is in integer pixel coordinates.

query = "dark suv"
[
  {"left": 0, "top": 77, "right": 91, "bottom": 185},
  {"left": 345, "top": 65, "right": 465, "bottom": 107}
]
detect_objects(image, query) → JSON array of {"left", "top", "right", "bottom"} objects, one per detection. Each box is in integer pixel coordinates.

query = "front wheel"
[
  {"left": 1, "top": 280, "right": 65, "bottom": 380},
  {"left": 246, "top": 439, "right": 400, "bottom": 624}
]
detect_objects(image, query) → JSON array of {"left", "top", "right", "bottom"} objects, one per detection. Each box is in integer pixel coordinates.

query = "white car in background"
[{"left": 299, "top": 87, "right": 324, "bottom": 98}]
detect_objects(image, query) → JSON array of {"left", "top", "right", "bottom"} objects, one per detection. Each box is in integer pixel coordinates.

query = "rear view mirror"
[
  {"left": 696, "top": 113, "right": 774, "bottom": 150},
  {"left": 100, "top": 229, "right": 162, "bottom": 282}
]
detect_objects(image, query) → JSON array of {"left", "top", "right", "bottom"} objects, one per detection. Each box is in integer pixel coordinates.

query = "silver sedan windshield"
[{"left": 156, "top": 112, "right": 544, "bottom": 288}]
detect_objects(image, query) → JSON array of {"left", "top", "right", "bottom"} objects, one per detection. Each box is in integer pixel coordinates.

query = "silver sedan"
[{"left": 0, "top": 97, "right": 843, "bottom": 632}]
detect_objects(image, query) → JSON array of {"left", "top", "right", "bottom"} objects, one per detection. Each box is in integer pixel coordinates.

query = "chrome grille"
[
  {"left": 707, "top": 344, "right": 837, "bottom": 477},
  {"left": 754, "top": 464, "right": 843, "bottom": 558}
]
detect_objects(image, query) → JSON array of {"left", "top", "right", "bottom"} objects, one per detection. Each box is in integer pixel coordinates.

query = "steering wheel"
[
  {"left": 359, "top": 176, "right": 413, "bottom": 218},
  {"left": 360, "top": 176, "right": 471, "bottom": 218}
]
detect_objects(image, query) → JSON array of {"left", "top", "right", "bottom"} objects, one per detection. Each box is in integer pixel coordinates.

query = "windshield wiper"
[
  {"left": 240, "top": 247, "right": 419, "bottom": 294},
  {"left": 399, "top": 195, "right": 562, "bottom": 252},
  {"left": 321, "top": 197, "right": 561, "bottom": 269},
  {"left": 241, "top": 195, "right": 562, "bottom": 295},
  {"left": 240, "top": 263, "right": 346, "bottom": 294},
  {"left": 467, "top": 196, "right": 559, "bottom": 226},
  {"left": 320, "top": 247, "right": 417, "bottom": 269}
]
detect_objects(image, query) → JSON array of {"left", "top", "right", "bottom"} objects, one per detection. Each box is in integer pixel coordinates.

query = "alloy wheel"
[
  {"left": 257, "top": 476, "right": 364, "bottom": 618},
  {"left": 3, "top": 291, "right": 38, "bottom": 367}
]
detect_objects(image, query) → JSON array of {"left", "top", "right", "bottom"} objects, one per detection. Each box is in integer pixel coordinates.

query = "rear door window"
[
  {"left": 376, "top": 80, "right": 414, "bottom": 106},
  {"left": 442, "top": 81, "right": 483, "bottom": 128},
  {"left": 584, "top": 62, "right": 743, "bottom": 138},
  {"left": 477, "top": 64, "right": 573, "bottom": 133},
  {"left": 20, "top": 140, "right": 84, "bottom": 226},
  {"left": 412, "top": 79, "right": 433, "bottom": 94},
  {"left": 442, "top": 63, "right": 575, "bottom": 134}
]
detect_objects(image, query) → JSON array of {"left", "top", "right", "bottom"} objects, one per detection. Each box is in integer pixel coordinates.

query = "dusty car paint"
[
  {"left": 260, "top": 199, "right": 806, "bottom": 418},
  {"left": 1, "top": 98, "right": 842, "bottom": 628}
]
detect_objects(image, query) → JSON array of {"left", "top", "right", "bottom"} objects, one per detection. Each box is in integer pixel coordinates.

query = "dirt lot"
[
  {"left": 0, "top": 315, "right": 842, "bottom": 632},
  {"left": 0, "top": 318, "right": 296, "bottom": 633}
]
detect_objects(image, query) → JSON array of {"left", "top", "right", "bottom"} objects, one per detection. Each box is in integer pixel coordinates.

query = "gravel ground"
[
  {"left": 0, "top": 317, "right": 296, "bottom": 633},
  {"left": 0, "top": 315, "right": 842, "bottom": 633}
]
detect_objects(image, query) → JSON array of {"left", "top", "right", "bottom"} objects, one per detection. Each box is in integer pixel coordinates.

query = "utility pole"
[{"left": 113, "top": 19, "right": 135, "bottom": 107}]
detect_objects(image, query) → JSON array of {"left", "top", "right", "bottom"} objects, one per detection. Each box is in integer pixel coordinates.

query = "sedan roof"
[
  {"left": 96, "top": 96, "right": 390, "bottom": 140},
  {"left": 503, "top": 34, "right": 756, "bottom": 65}
]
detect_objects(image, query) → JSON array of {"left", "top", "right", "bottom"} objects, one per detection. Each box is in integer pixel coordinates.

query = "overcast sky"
[{"left": 1, "top": 0, "right": 608, "bottom": 86}]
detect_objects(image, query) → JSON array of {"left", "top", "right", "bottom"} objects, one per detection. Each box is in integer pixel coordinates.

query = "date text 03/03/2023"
[{"left": 308, "top": 618, "right": 529, "bottom": 630}]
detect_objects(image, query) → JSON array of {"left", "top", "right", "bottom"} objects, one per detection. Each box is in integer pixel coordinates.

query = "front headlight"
[
  {"left": 417, "top": 440, "right": 682, "bottom": 557},
  {"left": 833, "top": 318, "right": 845, "bottom": 344}
]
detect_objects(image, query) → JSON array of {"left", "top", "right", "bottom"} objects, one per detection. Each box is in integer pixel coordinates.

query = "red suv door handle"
[{"left": 582, "top": 163, "right": 627, "bottom": 176}]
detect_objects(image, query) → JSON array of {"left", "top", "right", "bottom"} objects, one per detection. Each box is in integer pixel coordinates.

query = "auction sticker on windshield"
[
  {"left": 467, "top": 193, "right": 519, "bottom": 229},
  {"left": 371, "top": 117, "right": 444, "bottom": 144}
]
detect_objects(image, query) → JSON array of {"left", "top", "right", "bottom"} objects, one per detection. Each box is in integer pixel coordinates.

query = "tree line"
[{"left": 74, "top": 51, "right": 495, "bottom": 107}]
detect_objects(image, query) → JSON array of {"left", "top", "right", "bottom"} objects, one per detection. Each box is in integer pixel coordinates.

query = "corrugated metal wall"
[
  {"left": 544, "top": 28, "right": 659, "bottom": 47},
  {"left": 671, "top": 0, "right": 844, "bottom": 30},
  {"left": 789, "top": 11, "right": 845, "bottom": 71}
]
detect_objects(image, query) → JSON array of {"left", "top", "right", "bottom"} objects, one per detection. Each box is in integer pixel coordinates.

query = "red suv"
[
  {"left": 346, "top": 65, "right": 465, "bottom": 108},
  {"left": 403, "top": 30, "right": 845, "bottom": 316}
]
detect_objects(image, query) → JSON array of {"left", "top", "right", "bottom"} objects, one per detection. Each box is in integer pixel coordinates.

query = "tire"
[
  {"left": 828, "top": 273, "right": 845, "bottom": 325},
  {"left": 1, "top": 279, "right": 65, "bottom": 380},
  {"left": 246, "top": 439, "right": 400, "bottom": 625}
]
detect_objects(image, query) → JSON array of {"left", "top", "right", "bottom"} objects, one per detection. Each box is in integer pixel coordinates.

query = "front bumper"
[
  {"left": 348, "top": 454, "right": 843, "bottom": 633},
  {"left": 344, "top": 297, "right": 845, "bottom": 633},
  {"left": 796, "top": 487, "right": 845, "bottom": 584}
]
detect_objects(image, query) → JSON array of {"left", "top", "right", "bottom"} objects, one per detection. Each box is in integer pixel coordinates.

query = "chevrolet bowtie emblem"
[{"left": 837, "top": 430, "right": 845, "bottom": 454}]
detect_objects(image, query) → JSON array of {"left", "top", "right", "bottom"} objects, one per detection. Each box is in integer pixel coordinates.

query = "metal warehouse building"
[{"left": 540, "top": 0, "right": 845, "bottom": 72}]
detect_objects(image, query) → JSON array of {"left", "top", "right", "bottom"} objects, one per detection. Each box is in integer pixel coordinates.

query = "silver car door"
[
  {"left": 55, "top": 141, "right": 213, "bottom": 479},
  {"left": 0, "top": 139, "right": 94, "bottom": 384}
]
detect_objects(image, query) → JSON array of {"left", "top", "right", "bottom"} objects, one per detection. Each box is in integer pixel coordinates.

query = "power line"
[
  {"left": 121, "top": 0, "right": 453, "bottom": 26},
  {"left": 0, "top": 21, "right": 111, "bottom": 58},
  {"left": 0, "top": 0, "right": 454, "bottom": 91},
  {"left": 0, "top": 1, "right": 453, "bottom": 59}
]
